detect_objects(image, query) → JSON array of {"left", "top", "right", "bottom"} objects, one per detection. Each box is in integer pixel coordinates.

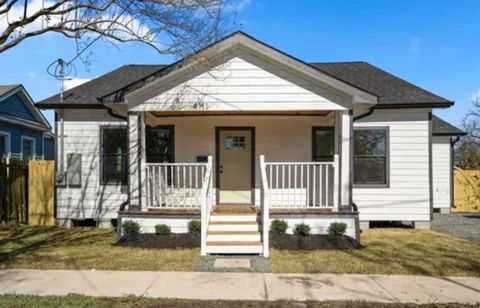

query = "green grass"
[
  {"left": 0, "top": 227, "right": 198, "bottom": 271},
  {"left": 270, "top": 228, "right": 480, "bottom": 276},
  {"left": 2, "top": 227, "right": 480, "bottom": 276},
  {"left": 0, "top": 294, "right": 475, "bottom": 308}
]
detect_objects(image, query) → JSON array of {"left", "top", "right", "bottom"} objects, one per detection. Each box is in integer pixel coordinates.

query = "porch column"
[
  {"left": 128, "top": 112, "right": 141, "bottom": 210},
  {"left": 339, "top": 110, "right": 353, "bottom": 210}
]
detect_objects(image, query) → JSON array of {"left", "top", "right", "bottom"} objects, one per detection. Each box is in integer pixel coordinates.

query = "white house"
[{"left": 37, "top": 32, "right": 464, "bottom": 256}]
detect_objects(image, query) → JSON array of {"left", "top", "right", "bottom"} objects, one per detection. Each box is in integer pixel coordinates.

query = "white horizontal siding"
[
  {"left": 56, "top": 109, "right": 128, "bottom": 220},
  {"left": 133, "top": 57, "right": 347, "bottom": 112},
  {"left": 353, "top": 109, "right": 431, "bottom": 222},
  {"left": 432, "top": 136, "right": 451, "bottom": 209}
]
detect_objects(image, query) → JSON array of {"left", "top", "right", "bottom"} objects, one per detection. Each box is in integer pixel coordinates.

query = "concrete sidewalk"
[{"left": 0, "top": 270, "right": 479, "bottom": 304}]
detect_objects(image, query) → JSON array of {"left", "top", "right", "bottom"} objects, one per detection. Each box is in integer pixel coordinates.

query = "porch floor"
[{"left": 213, "top": 205, "right": 257, "bottom": 214}]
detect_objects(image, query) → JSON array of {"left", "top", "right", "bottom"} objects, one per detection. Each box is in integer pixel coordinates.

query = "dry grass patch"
[
  {"left": 270, "top": 228, "right": 480, "bottom": 276},
  {"left": 0, "top": 294, "right": 475, "bottom": 308},
  {"left": 0, "top": 227, "right": 199, "bottom": 271}
]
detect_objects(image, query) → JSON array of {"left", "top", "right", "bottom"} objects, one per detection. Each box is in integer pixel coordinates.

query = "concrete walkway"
[{"left": 0, "top": 270, "right": 479, "bottom": 304}]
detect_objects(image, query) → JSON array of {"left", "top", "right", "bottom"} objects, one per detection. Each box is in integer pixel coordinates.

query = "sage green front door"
[{"left": 218, "top": 129, "right": 253, "bottom": 204}]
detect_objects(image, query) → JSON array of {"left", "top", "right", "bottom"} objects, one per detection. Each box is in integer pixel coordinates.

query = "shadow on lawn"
[{"left": 0, "top": 227, "right": 111, "bottom": 267}]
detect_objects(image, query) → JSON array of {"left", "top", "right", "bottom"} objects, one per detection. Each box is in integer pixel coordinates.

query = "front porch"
[
  {"left": 121, "top": 110, "right": 357, "bottom": 256},
  {"left": 107, "top": 33, "right": 379, "bottom": 256}
]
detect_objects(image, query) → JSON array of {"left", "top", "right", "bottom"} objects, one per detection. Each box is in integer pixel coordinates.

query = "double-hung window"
[
  {"left": 101, "top": 127, "right": 128, "bottom": 184},
  {"left": 312, "top": 127, "right": 334, "bottom": 162},
  {"left": 353, "top": 128, "right": 389, "bottom": 187},
  {"left": 22, "top": 137, "right": 35, "bottom": 160}
]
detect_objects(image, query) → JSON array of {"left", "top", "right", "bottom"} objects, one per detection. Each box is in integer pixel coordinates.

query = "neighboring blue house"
[{"left": 0, "top": 84, "right": 54, "bottom": 160}]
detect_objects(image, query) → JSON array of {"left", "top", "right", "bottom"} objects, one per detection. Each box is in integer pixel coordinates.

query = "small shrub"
[
  {"left": 329, "top": 221, "right": 347, "bottom": 236},
  {"left": 188, "top": 220, "right": 201, "bottom": 233},
  {"left": 294, "top": 223, "right": 311, "bottom": 236},
  {"left": 155, "top": 224, "right": 171, "bottom": 236},
  {"left": 270, "top": 219, "right": 289, "bottom": 235},
  {"left": 122, "top": 220, "right": 140, "bottom": 237}
]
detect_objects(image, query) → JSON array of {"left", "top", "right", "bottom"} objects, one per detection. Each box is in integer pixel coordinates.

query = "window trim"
[
  {"left": 312, "top": 126, "right": 335, "bottom": 162},
  {"left": 21, "top": 135, "right": 36, "bottom": 160},
  {"left": 100, "top": 125, "right": 128, "bottom": 186},
  {"left": 0, "top": 131, "right": 11, "bottom": 158},
  {"left": 353, "top": 126, "right": 390, "bottom": 189}
]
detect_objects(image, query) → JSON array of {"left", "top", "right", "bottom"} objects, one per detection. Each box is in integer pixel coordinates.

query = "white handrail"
[
  {"left": 200, "top": 156, "right": 213, "bottom": 256},
  {"left": 259, "top": 155, "right": 269, "bottom": 257}
]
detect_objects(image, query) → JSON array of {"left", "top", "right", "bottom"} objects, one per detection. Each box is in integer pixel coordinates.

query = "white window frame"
[
  {"left": 0, "top": 131, "right": 11, "bottom": 158},
  {"left": 21, "top": 136, "right": 36, "bottom": 160}
]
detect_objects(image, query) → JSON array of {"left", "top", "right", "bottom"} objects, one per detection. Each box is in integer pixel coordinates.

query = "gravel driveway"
[{"left": 432, "top": 213, "right": 480, "bottom": 243}]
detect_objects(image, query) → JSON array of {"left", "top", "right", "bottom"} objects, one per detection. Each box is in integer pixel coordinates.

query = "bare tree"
[
  {"left": 455, "top": 98, "right": 480, "bottom": 169},
  {"left": 0, "top": 0, "right": 231, "bottom": 60},
  {"left": 464, "top": 97, "right": 480, "bottom": 145}
]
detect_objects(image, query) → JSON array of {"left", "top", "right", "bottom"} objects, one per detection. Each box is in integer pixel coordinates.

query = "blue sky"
[{"left": 0, "top": 0, "right": 479, "bottom": 128}]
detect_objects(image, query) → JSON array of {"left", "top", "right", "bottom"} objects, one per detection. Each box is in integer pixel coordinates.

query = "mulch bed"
[
  {"left": 116, "top": 233, "right": 200, "bottom": 249},
  {"left": 270, "top": 233, "right": 362, "bottom": 250}
]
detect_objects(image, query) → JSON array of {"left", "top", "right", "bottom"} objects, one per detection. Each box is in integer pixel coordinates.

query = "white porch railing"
[
  {"left": 260, "top": 157, "right": 339, "bottom": 209},
  {"left": 145, "top": 160, "right": 211, "bottom": 209},
  {"left": 260, "top": 155, "right": 339, "bottom": 257},
  {"left": 145, "top": 157, "right": 213, "bottom": 256}
]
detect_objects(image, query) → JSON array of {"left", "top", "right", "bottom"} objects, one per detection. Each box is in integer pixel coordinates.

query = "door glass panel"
[{"left": 225, "top": 136, "right": 245, "bottom": 150}]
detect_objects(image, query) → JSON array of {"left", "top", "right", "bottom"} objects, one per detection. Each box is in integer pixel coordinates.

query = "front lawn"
[
  {"left": 0, "top": 294, "right": 475, "bottom": 308},
  {"left": 0, "top": 227, "right": 198, "bottom": 271},
  {"left": 270, "top": 229, "right": 480, "bottom": 276},
  {"left": 1, "top": 227, "right": 479, "bottom": 276}
]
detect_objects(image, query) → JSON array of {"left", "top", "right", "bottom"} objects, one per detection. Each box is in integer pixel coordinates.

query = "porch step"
[
  {"left": 209, "top": 214, "right": 258, "bottom": 222},
  {"left": 206, "top": 209, "right": 263, "bottom": 254},
  {"left": 208, "top": 221, "right": 260, "bottom": 232},
  {"left": 207, "top": 231, "right": 261, "bottom": 242},
  {"left": 205, "top": 241, "right": 263, "bottom": 254}
]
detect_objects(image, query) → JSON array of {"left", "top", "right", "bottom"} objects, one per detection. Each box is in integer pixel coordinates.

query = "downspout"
[
  {"left": 107, "top": 107, "right": 128, "bottom": 121},
  {"left": 353, "top": 106, "right": 375, "bottom": 122},
  {"left": 56, "top": 109, "right": 65, "bottom": 183}
]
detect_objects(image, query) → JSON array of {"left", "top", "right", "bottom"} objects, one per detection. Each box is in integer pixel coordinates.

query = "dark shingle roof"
[
  {"left": 36, "top": 65, "right": 165, "bottom": 107},
  {"left": 36, "top": 62, "right": 453, "bottom": 109},
  {"left": 0, "top": 84, "right": 19, "bottom": 96},
  {"left": 311, "top": 62, "right": 452, "bottom": 107},
  {"left": 432, "top": 115, "right": 466, "bottom": 136}
]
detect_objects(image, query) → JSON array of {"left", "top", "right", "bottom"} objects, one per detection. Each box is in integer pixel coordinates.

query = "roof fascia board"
[
  {"left": 0, "top": 113, "right": 51, "bottom": 132},
  {"left": 374, "top": 102, "right": 454, "bottom": 109},
  {"left": 433, "top": 132, "right": 467, "bottom": 136},
  {"left": 36, "top": 103, "right": 106, "bottom": 109}
]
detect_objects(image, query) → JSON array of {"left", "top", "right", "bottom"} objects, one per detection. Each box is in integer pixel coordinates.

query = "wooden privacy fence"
[
  {"left": 0, "top": 159, "right": 55, "bottom": 225},
  {"left": 28, "top": 160, "right": 55, "bottom": 226},
  {"left": 453, "top": 169, "right": 480, "bottom": 212}
]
